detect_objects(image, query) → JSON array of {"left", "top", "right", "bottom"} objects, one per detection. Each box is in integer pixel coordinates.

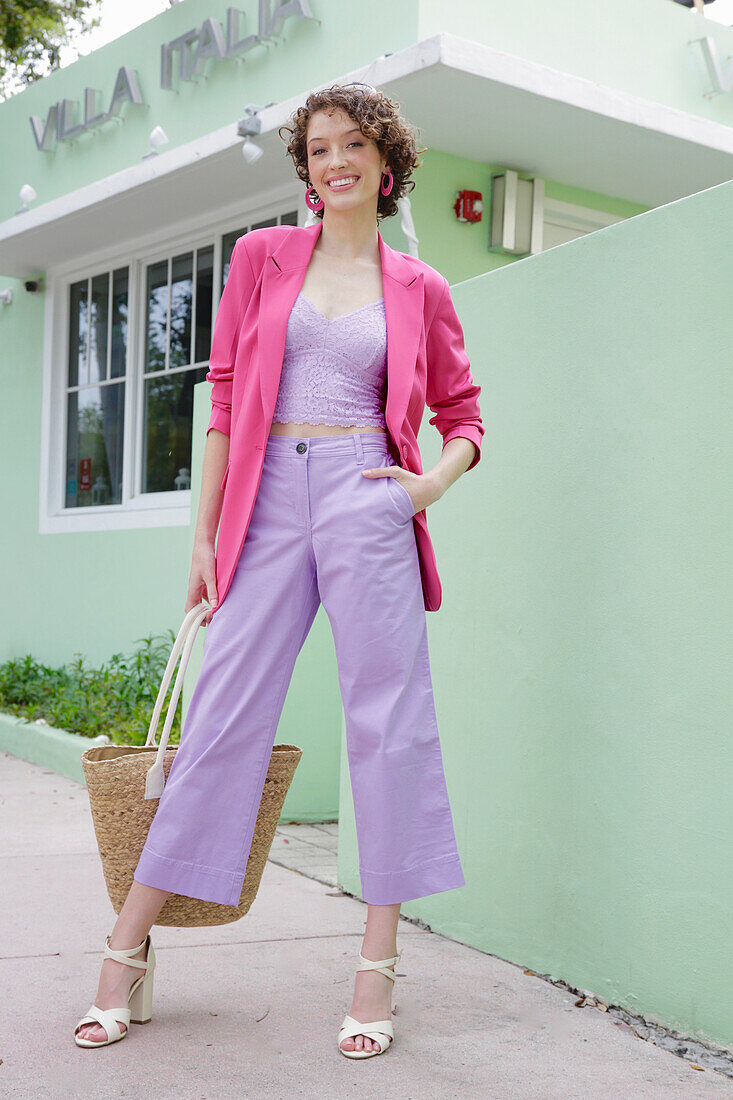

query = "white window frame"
[
  {"left": 542, "top": 196, "right": 626, "bottom": 240},
  {"left": 39, "top": 186, "right": 303, "bottom": 534},
  {"left": 133, "top": 233, "right": 220, "bottom": 509}
]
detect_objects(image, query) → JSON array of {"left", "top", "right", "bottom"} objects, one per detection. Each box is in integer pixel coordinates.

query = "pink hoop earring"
[
  {"left": 305, "top": 185, "right": 324, "bottom": 211},
  {"left": 380, "top": 170, "right": 394, "bottom": 197}
]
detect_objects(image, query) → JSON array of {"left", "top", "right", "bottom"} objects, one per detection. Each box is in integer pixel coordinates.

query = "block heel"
[{"left": 129, "top": 939, "right": 156, "bottom": 1023}]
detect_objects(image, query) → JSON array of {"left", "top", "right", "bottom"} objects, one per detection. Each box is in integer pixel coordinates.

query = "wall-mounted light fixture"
[
  {"left": 490, "top": 170, "right": 545, "bottom": 256},
  {"left": 237, "top": 103, "right": 272, "bottom": 164},
  {"left": 142, "top": 125, "right": 169, "bottom": 160},
  {"left": 241, "top": 135, "right": 263, "bottom": 164},
  {"left": 15, "top": 183, "right": 37, "bottom": 215}
]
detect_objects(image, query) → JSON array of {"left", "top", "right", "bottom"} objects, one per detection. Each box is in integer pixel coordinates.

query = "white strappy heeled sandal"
[
  {"left": 338, "top": 949, "right": 402, "bottom": 1059},
  {"left": 73, "top": 933, "right": 156, "bottom": 1048}
]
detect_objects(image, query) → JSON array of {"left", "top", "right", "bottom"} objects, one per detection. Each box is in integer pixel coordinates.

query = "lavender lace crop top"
[{"left": 272, "top": 291, "right": 387, "bottom": 428}]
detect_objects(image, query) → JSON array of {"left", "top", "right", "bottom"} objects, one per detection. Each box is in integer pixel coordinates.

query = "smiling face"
[{"left": 305, "top": 107, "right": 388, "bottom": 214}]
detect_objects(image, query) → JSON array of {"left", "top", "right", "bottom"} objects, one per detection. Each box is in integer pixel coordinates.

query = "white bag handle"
[{"left": 144, "top": 600, "right": 211, "bottom": 799}]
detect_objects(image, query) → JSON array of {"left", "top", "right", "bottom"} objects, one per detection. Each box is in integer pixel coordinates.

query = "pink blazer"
[{"left": 205, "top": 221, "right": 484, "bottom": 615}]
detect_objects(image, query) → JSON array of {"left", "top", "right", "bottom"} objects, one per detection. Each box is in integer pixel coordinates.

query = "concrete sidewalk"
[{"left": 2, "top": 751, "right": 730, "bottom": 1099}]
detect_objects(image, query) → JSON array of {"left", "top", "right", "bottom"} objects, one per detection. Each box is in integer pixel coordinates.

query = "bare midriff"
[{"left": 269, "top": 422, "right": 385, "bottom": 437}]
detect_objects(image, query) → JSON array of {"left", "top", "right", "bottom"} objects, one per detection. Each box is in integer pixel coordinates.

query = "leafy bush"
[{"left": 0, "top": 630, "right": 183, "bottom": 745}]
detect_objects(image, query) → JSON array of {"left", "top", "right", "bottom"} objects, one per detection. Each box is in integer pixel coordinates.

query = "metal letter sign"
[
  {"left": 108, "top": 66, "right": 144, "bottom": 117},
  {"left": 30, "top": 66, "right": 143, "bottom": 152},
  {"left": 189, "top": 18, "right": 228, "bottom": 81},
  {"left": 30, "top": 3, "right": 314, "bottom": 152},
  {"left": 160, "top": 2, "right": 313, "bottom": 90}
]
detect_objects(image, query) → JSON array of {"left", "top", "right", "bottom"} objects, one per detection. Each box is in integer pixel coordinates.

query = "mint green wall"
[
  {"left": 338, "top": 178, "right": 733, "bottom": 1050},
  {"left": 419, "top": 0, "right": 733, "bottom": 126}
]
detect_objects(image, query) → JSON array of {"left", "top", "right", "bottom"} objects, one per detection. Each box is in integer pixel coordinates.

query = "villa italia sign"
[
  {"left": 29, "top": 1, "right": 314, "bottom": 152},
  {"left": 30, "top": 66, "right": 143, "bottom": 151}
]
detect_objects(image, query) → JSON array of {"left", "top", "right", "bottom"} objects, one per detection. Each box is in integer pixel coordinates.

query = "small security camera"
[{"left": 24, "top": 279, "right": 43, "bottom": 293}]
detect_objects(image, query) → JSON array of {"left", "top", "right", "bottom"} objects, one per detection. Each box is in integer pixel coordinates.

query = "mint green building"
[{"left": 1, "top": 0, "right": 732, "bottom": 1051}]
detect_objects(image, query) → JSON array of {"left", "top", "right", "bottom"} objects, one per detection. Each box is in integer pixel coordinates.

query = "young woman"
[{"left": 74, "top": 82, "right": 483, "bottom": 1059}]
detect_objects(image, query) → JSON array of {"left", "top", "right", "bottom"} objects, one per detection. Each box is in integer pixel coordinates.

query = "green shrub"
[{"left": 0, "top": 630, "right": 183, "bottom": 746}]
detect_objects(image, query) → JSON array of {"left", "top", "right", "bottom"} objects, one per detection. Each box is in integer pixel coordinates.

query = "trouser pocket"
[{"left": 384, "top": 466, "right": 416, "bottom": 521}]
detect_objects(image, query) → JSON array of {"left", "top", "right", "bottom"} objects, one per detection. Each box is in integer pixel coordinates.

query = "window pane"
[
  {"left": 142, "top": 366, "right": 208, "bottom": 493},
  {"left": 145, "top": 260, "right": 168, "bottom": 373},
  {"left": 68, "top": 280, "right": 88, "bottom": 387},
  {"left": 65, "top": 382, "right": 124, "bottom": 508},
  {"left": 110, "top": 267, "right": 128, "bottom": 379},
  {"left": 169, "top": 252, "right": 193, "bottom": 369},
  {"left": 89, "top": 272, "right": 109, "bottom": 384},
  {"left": 194, "top": 246, "right": 213, "bottom": 364},
  {"left": 280, "top": 209, "right": 298, "bottom": 225},
  {"left": 252, "top": 215, "right": 277, "bottom": 230}
]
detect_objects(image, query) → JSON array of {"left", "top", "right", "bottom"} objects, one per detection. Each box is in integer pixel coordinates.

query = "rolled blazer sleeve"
[
  {"left": 425, "top": 277, "right": 484, "bottom": 471},
  {"left": 205, "top": 235, "right": 257, "bottom": 437}
]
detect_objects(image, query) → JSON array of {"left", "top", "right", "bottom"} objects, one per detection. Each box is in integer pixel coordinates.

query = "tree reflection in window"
[
  {"left": 142, "top": 245, "right": 213, "bottom": 493},
  {"left": 65, "top": 268, "right": 127, "bottom": 508}
]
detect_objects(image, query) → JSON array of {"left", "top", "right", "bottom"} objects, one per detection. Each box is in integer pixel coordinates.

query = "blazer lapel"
[
  {"left": 257, "top": 222, "right": 424, "bottom": 446},
  {"left": 379, "top": 230, "right": 424, "bottom": 444}
]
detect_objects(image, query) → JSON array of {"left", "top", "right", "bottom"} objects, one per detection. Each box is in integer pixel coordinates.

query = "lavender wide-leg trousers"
[{"left": 133, "top": 431, "right": 466, "bottom": 907}]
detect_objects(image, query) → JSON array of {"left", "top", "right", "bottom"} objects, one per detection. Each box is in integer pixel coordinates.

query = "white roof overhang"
[{"left": 2, "top": 31, "right": 732, "bottom": 277}]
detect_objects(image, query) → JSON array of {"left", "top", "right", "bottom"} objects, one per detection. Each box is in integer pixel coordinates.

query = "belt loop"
[{"left": 353, "top": 433, "right": 364, "bottom": 466}]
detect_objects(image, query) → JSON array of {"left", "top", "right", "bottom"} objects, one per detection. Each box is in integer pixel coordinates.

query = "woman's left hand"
[{"left": 361, "top": 465, "right": 443, "bottom": 513}]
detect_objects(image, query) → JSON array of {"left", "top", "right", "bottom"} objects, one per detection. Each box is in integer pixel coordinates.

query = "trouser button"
[{"left": 296, "top": 441, "right": 307, "bottom": 454}]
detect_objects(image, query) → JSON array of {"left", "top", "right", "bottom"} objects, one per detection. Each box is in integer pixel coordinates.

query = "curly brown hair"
[{"left": 278, "top": 82, "right": 425, "bottom": 222}]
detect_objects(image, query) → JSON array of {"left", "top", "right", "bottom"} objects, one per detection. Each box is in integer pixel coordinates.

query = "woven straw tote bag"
[{"left": 81, "top": 600, "right": 303, "bottom": 927}]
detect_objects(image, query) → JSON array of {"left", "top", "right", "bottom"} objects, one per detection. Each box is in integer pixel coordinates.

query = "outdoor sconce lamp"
[
  {"left": 142, "top": 125, "right": 169, "bottom": 160},
  {"left": 489, "top": 169, "right": 545, "bottom": 256},
  {"left": 241, "top": 136, "right": 264, "bottom": 164},
  {"left": 16, "top": 183, "right": 37, "bottom": 214},
  {"left": 237, "top": 103, "right": 269, "bottom": 164}
]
